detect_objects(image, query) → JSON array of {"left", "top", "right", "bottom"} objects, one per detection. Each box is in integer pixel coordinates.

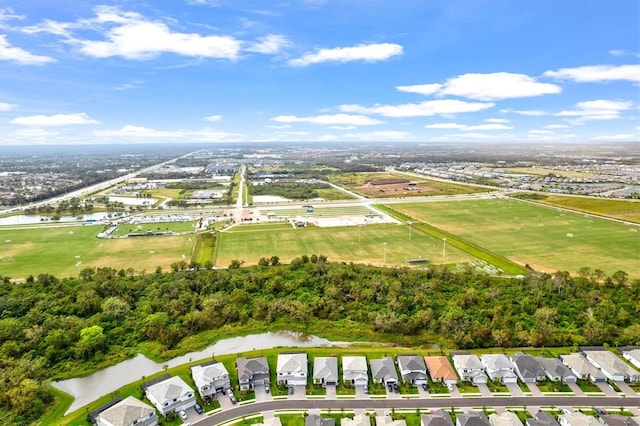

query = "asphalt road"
[{"left": 198, "top": 395, "right": 640, "bottom": 425}]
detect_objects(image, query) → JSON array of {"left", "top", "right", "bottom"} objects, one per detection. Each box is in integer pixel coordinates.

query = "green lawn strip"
[
  {"left": 192, "top": 232, "right": 216, "bottom": 265},
  {"left": 315, "top": 188, "right": 358, "bottom": 201},
  {"left": 111, "top": 221, "right": 196, "bottom": 236},
  {"left": 375, "top": 204, "right": 529, "bottom": 275},
  {"left": 576, "top": 379, "right": 602, "bottom": 393}
]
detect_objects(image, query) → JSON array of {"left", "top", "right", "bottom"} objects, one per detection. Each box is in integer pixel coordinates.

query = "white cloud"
[
  {"left": 0, "top": 102, "right": 17, "bottom": 111},
  {"left": 287, "top": 42, "right": 402, "bottom": 67},
  {"left": 556, "top": 99, "right": 633, "bottom": 121},
  {"left": 340, "top": 99, "right": 494, "bottom": 118},
  {"left": 329, "top": 125, "right": 357, "bottom": 130},
  {"left": 395, "top": 83, "right": 442, "bottom": 96},
  {"left": 544, "top": 64, "right": 640, "bottom": 83},
  {"left": 11, "top": 112, "right": 99, "bottom": 126},
  {"left": 528, "top": 129, "right": 553, "bottom": 134},
  {"left": 271, "top": 113, "right": 383, "bottom": 126},
  {"left": 593, "top": 134, "right": 636, "bottom": 140},
  {"left": 93, "top": 125, "right": 243, "bottom": 141},
  {"left": 246, "top": 34, "right": 291, "bottom": 54},
  {"left": 442, "top": 132, "right": 495, "bottom": 139},
  {"left": 318, "top": 130, "right": 411, "bottom": 141},
  {"left": 425, "top": 122, "right": 512, "bottom": 130},
  {"left": 544, "top": 124, "right": 568, "bottom": 129},
  {"left": 0, "top": 35, "right": 56, "bottom": 65},
  {"left": 486, "top": 118, "right": 509, "bottom": 123},
  {"left": 502, "top": 109, "right": 548, "bottom": 116},
  {"left": 204, "top": 114, "right": 223, "bottom": 122},
  {"left": 265, "top": 124, "right": 292, "bottom": 129},
  {"left": 438, "top": 72, "right": 560, "bottom": 100}
]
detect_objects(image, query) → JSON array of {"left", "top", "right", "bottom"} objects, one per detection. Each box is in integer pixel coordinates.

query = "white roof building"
[
  {"left": 277, "top": 352, "right": 308, "bottom": 386},
  {"left": 95, "top": 396, "right": 157, "bottom": 426},
  {"left": 489, "top": 412, "right": 523, "bottom": 426},
  {"left": 560, "top": 354, "right": 606, "bottom": 383}
]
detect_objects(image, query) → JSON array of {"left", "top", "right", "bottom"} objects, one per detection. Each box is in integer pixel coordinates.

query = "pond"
[{"left": 53, "top": 331, "right": 334, "bottom": 414}]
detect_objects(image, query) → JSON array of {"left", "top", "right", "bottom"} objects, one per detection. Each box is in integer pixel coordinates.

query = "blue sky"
[{"left": 0, "top": 0, "right": 638, "bottom": 145}]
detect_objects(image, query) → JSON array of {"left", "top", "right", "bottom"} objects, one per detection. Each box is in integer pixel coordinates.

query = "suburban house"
[
  {"left": 191, "top": 360, "right": 231, "bottom": 399},
  {"left": 598, "top": 414, "right": 640, "bottom": 426},
  {"left": 536, "top": 357, "right": 577, "bottom": 383},
  {"left": 377, "top": 416, "right": 408, "bottom": 426},
  {"left": 421, "top": 410, "right": 455, "bottom": 426},
  {"left": 424, "top": 356, "right": 458, "bottom": 386},
  {"left": 456, "top": 412, "right": 491, "bottom": 426},
  {"left": 509, "top": 353, "right": 546, "bottom": 383},
  {"left": 142, "top": 375, "right": 196, "bottom": 417},
  {"left": 582, "top": 348, "right": 640, "bottom": 382},
  {"left": 236, "top": 356, "right": 270, "bottom": 391},
  {"left": 489, "top": 412, "right": 523, "bottom": 426},
  {"left": 370, "top": 356, "right": 399, "bottom": 385},
  {"left": 451, "top": 353, "right": 488, "bottom": 385},
  {"left": 277, "top": 352, "right": 308, "bottom": 386},
  {"left": 622, "top": 349, "right": 640, "bottom": 370},
  {"left": 342, "top": 356, "right": 369, "bottom": 386},
  {"left": 397, "top": 355, "right": 429, "bottom": 386},
  {"left": 341, "top": 414, "right": 370, "bottom": 426},
  {"left": 93, "top": 396, "right": 157, "bottom": 426},
  {"left": 558, "top": 412, "right": 600, "bottom": 426},
  {"left": 313, "top": 356, "right": 339, "bottom": 387},
  {"left": 526, "top": 411, "right": 560, "bottom": 426},
  {"left": 305, "top": 414, "right": 335, "bottom": 426},
  {"left": 480, "top": 354, "right": 518, "bottom": 384},
  {"left": 559, "top": 354, "right": 606, "bottom": 383}
]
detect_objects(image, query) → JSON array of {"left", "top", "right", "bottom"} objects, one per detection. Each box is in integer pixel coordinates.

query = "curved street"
[{"left": 198, "top": 395, "right": 640, "bottom": 425}]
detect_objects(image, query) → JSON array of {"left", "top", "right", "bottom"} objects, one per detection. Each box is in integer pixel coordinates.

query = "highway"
[{"left": 198, "top": 395, "right": 640, "bottom": 425}]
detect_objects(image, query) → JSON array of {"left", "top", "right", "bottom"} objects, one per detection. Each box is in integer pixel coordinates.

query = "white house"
[
  {"left": 558, "top": 412, "right": 599, "bottom": 426},
  {"left": 277, "top": 352, "right": 308, "bottom": 386},
  {"left": 480, "top": 354, "right": 517, "bottom": 384},
  {"left": 342, "top": 356, "right": 368, "bottom": 386},
  {"left": 95, "top": 396, "right": 157, "bottom": 426},
  {"left": 559, "top": 354, "right": 606, "bottom": 383},
  {"left": 452, "top": 353, "right": 488, "bottom": 385},
  {"left": 582, "top": 349, "right": 640, "bottom": 382},
  {"left": 377, "top": 416, "right": 407, "bottom": 426},
  {"left": 489, "top": 412, "right": 522, "bottom": 426},
  {"left": 191, "top": 360, "right": 231, "bottom": 399},
  {"left": 622, "top": 349, "right": 640, "bottom": 370},
  {"left": 313, "top": 357, "right": 338, "bottom": 387},
  {"left": 143, "top": 376, "right": 196, "bottom": 417},
  {"left": 341, "top": 414, "right": 370, "bottom": 426}
]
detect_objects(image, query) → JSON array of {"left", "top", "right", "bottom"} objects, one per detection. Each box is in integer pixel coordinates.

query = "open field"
[
  {"left": 259, "top": 205, "right": 373, "bottom": 218},
  {"left": 110, "top": 220, "right": 196, "bottom": 236},
  {"left": 315, "top": 186, "right": 358, "bottom": 200},
  {"left": 504, "top": 167, "right": 595, "bottom": 179},
  {"left": 328, "top": 172, "right": 489, "bottom": 198},
  {"left": 0, "top": 225, "right": 195, "bottom": 278},
  {"left": 511, "top": 193, "right": 640, "bottom": 223},
  {"left": 215, "top": 222, "right": 474, "bottom": 267},
  {"left": 390, "top": 198, "right": 640, "bottom": 277}
]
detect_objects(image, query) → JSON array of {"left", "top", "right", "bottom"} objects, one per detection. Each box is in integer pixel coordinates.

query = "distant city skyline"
[{"left": 0, "top": 0, "right": 638, "bottom": 145}]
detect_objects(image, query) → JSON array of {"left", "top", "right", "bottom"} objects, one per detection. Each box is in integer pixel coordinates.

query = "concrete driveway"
[
  {"left": 254, "top": 384, "right": 272, "bottom": 402},
  {"left": 325, "top": 384, "right": 337, "bottom": 399},
  {"left": 615, "top": 381, "right": 638, "bottom": 396},
  {"left": 567, "top": 382, "right": 584, "bottom": 396},
  {"left": 355, "top": 385, "right": 369, "bottom": 398},
  {"left": 288, "top": 384, "right": 307, "bottom": 400},
  {"left": 597, "top": 382, "right": 619, "bottom": 396},
  {"left": 506, "top": 382, "right": 524, "bottom": 396},
  {"left": 216, "top": 392, "right": 236, "bottom": 410},
  {"left": 477, "top": 383, "right": 492, "bottom": 397}
]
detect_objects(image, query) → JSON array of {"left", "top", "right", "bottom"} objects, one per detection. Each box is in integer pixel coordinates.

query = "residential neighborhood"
[{"left": 88, "top": 347, "right": 640, "bottom": 426}]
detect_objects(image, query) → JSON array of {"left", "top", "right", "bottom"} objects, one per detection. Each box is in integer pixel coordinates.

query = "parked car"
[
  {"left": 447, "top": 383, "right": 454, "bottom": 391},
  {"left": 194, "top": 404, "right": 203, "bottom": 415},
  {"left": 421, "top": 383, "right": 428, "bottom": 391},
  {"left": 387, "top": 383, "right": 394, "bottom": 392},
  {"left": 265, "top": 384, "right": 270, "bottom": 393},
  {"left": 363, "top": 385, "right": 369, "bottom": 394},
  {"left": 288, "top": 386, "right": 294, "bottom": 395},
  {"left": 393, "top": 383, "right": 400, "bottom": 393},
  {"left": 178, "top": 410, "right": 188, "bottom": 420}
]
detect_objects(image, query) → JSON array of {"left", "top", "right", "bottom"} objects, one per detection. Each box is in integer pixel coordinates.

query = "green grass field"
[
  {"left": 0, "top": 225, "right": 195, "bottom": 279},
  {"left": 511, "top": 193, "right": 640, "bottom": 223},
  {"left": 110, "top": 220, "right": 196, "bottom": 236},
  {"left": 215, "top": 223, "right": 474, "bottom": 267},
  {"left": 391, "top": 198, "right": 640, "bottom": 277},
  {"left": 259, "top": 205, "right": 373, "bottom": 218}
]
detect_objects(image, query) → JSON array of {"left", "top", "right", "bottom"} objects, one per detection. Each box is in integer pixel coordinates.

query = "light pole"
[
  {"left": 383, "top": 242, "right": 387, "bottom": 264},
  {"left": 407, "top": 221, "right": 412, "bottom": 240},
  {"left": 442, "top": 237, "right": 447, "bottom": 261}
]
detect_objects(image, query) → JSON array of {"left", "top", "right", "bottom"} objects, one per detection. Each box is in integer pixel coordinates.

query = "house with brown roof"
[{"left": 424, "top": 356, "right": 458, "bottom": 385}]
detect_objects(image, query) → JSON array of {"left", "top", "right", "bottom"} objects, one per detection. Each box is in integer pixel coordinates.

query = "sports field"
[
  {"left": 391, "top": 198, "right": 640, "bottom": 277},
  {"left": 110, "top": 221, "right": 196, "bottom": 236},
  {"left": 0, "top": 225, "right": 195, "bottom": 279},
  {"left": 215, "top": 223, "right": 474, "bottom": 267}
]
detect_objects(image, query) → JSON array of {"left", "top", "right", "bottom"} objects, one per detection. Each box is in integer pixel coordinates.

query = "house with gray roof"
[
  {"left": 622, "top": 349, "right": 640, "bottom": 370},
  {"left": 237, "top": 356, "right": 270, "bottom": 391},
  {"left": 480, "top": 354, "right": 517, "bottom": 384},
  {"left": 191, "top": 360, "right": 231, "bottom": 399},
  {"left": 342, "top": 356, "right": 368, "bottom": 386},
  {"left": 342, "top": 414, "right": 370, "bottom": 426},
  {"left": 560, "top": 353, "right": 606, "bottom": 383},
  {"left": 313, "top": 356, "right": 338, "bottom": 387},
  {"left": 509, "top": 353, "right": 546, "bottom": 383},
  {"left": 489, "top": 412, "right": 523, "bottom": 426},
  {"left": 536, "top": 357, "right": 577, "bottom": 383},
  {"left": 306, "top": 414, "right": 335, "bottom": 426},
  {"left": 598, "top": 414, "right": 640, "bottom": 426},
  {"left": 94, "top": 396, "right": 157, "bottom": 426},
  {"left": 456, "top": 412, "right": 491, "bottom": 426},
  {"left": 143, "top": 376, "right": 196, "bottom": 417},
  {"left": 397, "top": 355, "right": 428, "bottom": 386},
  {"left": 277, "top": 352, "right": 308, "bottom": 386},
  {"left": 371, "top": 356, "right": 399, "bottom": 385},
  {"left": 582, "top": 348, "right": 640, "bottom": 382},
  {"left": 421, "top": 410, "right": 454, "bottom": 426},
  {"left": 452, "top": 353, "right": 488, "bottom": 385},
  {"left": 526, "top": 411, "right": 560, "bottom": 426}
]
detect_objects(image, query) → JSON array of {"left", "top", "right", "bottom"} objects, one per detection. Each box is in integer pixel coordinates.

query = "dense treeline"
[{"left": 0, "top": 262, "right": 639, "bottom": 424}]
